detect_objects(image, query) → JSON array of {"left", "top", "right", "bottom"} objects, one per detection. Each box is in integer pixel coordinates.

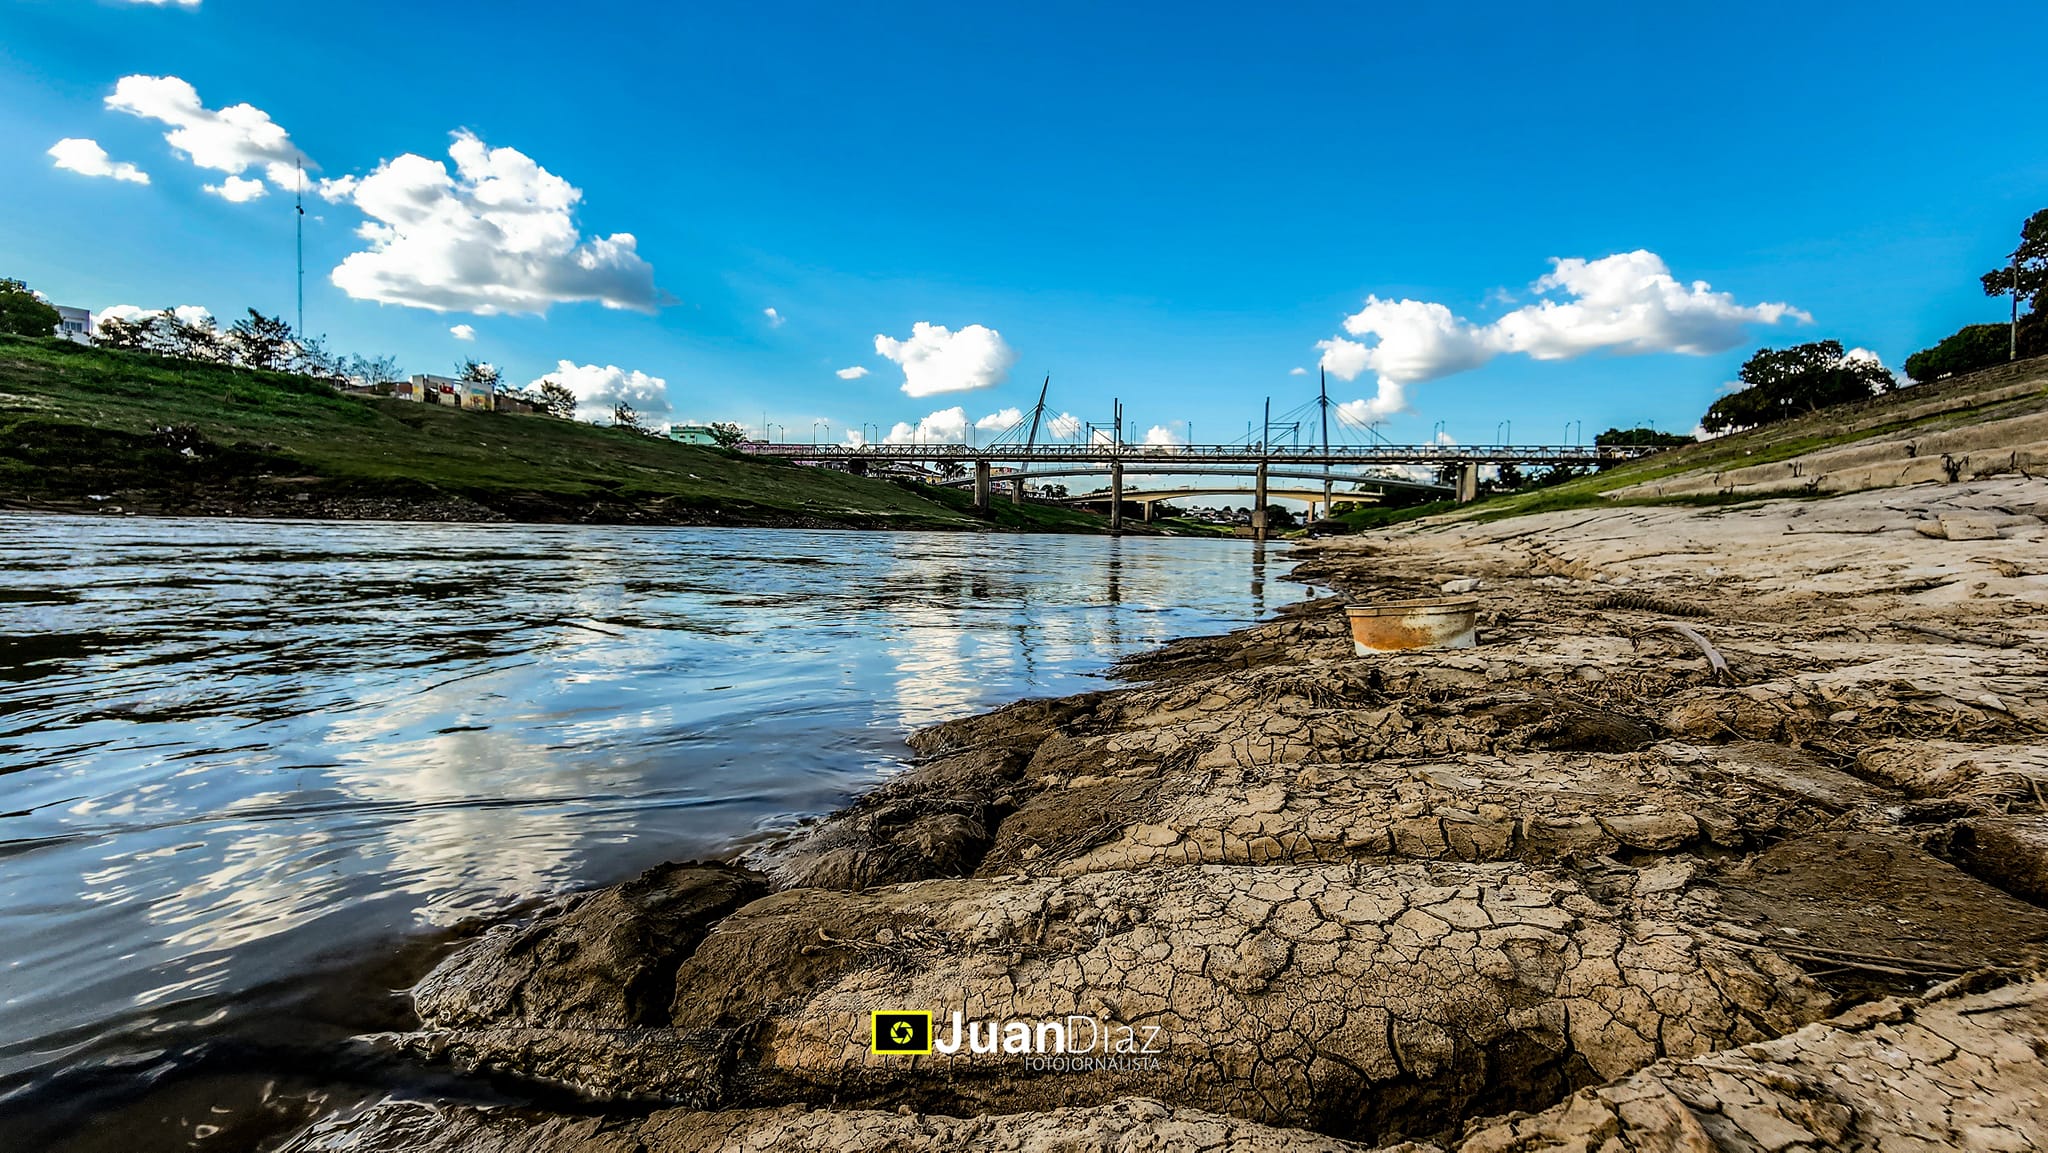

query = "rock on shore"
[{"left": 283, "top": 479, "right": 2048, "bottom": 1151}]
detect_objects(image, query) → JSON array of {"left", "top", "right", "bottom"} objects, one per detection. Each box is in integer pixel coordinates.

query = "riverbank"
[
  {"left": 0, "top": 337, "right": 1120, "bottom": 532},
  {"left": 268, "top": 476, "right": 2048, "bottom": 1150}
]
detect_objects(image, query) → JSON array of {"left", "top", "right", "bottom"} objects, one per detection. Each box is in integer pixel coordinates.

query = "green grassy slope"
[
  {"left": 0, "top": 337, "right": 1112, "bottom": 531},
  {"left": 1429, "top": 355, "right": 2048, "bottom": 525}
]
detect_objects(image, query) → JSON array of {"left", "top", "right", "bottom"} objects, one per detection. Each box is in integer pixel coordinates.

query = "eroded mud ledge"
[{"left": 282, "top": 480, "right": 2048, "bottom": 1152}]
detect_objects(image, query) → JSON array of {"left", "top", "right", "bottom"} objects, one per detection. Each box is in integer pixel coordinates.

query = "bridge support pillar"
[
  {"left": 1142, "top": 500, "right": 1155, "bottom": 523},
  {"left": 1252, "top": 462, "right": 1269, "bottom": 539},
  {"left": 1012, "top": 473, "right": 1024, "bottom": 504},
  {"left": 1457, "top": 462, "right": 1480, "bottom": 503},
  {"left": 973, "top": 460, "right": 992, "bottom": 510},
  {"left": 1110, "top": 463, "right": 1124, "bottom": 533}
]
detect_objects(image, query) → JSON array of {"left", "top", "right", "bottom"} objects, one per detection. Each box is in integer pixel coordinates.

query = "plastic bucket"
[{"left": 1345, "top": 597, "right": 1479, "bottom": 654}]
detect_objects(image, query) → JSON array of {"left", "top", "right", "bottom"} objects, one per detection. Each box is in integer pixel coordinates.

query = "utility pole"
[{"left": 294, "top": 159, "right": 305, "bottom": 338}]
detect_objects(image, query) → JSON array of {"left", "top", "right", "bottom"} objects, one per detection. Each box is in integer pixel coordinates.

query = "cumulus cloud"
[
  {"left": 96, "top": 303, "right": 213, "bottom": 333},
  {"left": 449, "top": 324, "right": 476, "bottom": 341},
  {"left": 107, "top": 75, "right": 307, "bottom": 195},
  {"left": 1288, "top": 366, "right": 1308, "bottom": 376},
  {"left": 763, "top": 307, "right": 784, "bottom": 327},
  {"left": 874, "top": 322, "right": 1016, "bottom": 397},
  {"left": 1315, "top": 250, "right": 1807, "bottom": 420},
  {"left": 1143, "top": 422, "right": 1187, "bottom": 447},
  {"left": 1488, "top": 252, "right": 1808, "bottom": 361},
  {"left": 47, "top": 138, "right": 149, "bottom": 184},
  {"left": 529, "top": 360, "right": 670, "bottom": 424},
  {"left": 975, "top": 407, "right": 1024, "bottom": 432},
  {"left": 205, "top": 175, "right": 266, "bottom": 202},
  {"left": 1046, "top": 412, "right": 1083, "bottom": 439},
  {"left": 835, "top": 365, "right": 870, "bottom": 380},
  {"left": 881, "top": 406, "right": 970, "bottom": 445},
  {"left": 329, "top": 132, "right": 658, "bottom": 315}
]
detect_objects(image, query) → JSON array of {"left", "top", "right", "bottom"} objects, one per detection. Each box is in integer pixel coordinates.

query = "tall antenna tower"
[{"left": 295, "top": 160, "right": 305, "bottom": 337}]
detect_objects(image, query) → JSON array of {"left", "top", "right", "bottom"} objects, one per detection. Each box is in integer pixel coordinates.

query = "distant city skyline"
[{"left": 6, "top": 0, "right": 2043, "bottom": 446}]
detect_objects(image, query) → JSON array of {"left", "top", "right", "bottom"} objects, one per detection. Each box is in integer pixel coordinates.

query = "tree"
[
  {"left": 613, "top": 401, "right": 643, "bottom": 431},
  {"left": 0, "top": 278, "right": 62, "bottom": 338},
  {"left": 230, "top": 309, "right": 297, "bottom": 371},
  {"left": 537, "top": 380, "right": 577, "bottom": 419},
  {"left": 1979, "top": 207, "right": 2048, "bottom": 317},
  {"left": 707, "top": 421, "right": 746, "bottom": 447},
  {"left": 937, "top": 459, "right": 965, "bottom": 480},
  {"left": 95, "top": 315, "right": 145, "bottom": 350},
  {"left": 1594, "top": 426, "right": 1692, "bottom": 448},
  {"left": 1700, "top": 341, "right": 1895, "bottom": 434},
  {"left": 1904, "top": 323, "right": 2019, "bottom": 382},
  {"left": 292, "top": 334, "right": 345, "bottom": 381},
  {"left": 457, "top": 357, "right": 502, "bottom": 390},
  {"left": 342, "top": 352, "right": 403, "bottom": 386}
]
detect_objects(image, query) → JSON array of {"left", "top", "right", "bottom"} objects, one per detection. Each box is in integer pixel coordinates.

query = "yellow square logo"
[{"left": 870, "top": 1010, "right": 932, "bottom": 1055}]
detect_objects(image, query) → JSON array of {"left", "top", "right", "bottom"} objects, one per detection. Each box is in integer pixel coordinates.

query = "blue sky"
[{"left": 5, "top": 0, "right": 2044, "bottom": 447}]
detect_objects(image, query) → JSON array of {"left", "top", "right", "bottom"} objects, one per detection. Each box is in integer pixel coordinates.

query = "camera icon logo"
[{"left": 869, "top": 1010, "right": 932, "bottom": 1055}]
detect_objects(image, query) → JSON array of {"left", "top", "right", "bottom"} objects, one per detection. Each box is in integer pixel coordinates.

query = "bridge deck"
[{"left": 740, "top": 442, "right": 1654, "bottom": 466}]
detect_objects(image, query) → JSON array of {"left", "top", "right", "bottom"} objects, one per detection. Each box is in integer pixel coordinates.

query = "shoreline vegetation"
[
  {"left": 0, "top": 336, "right": 1126, "bottom": 533},
  {"left": 267, "top": 457, "right": 2048, "bottom": 1150}
]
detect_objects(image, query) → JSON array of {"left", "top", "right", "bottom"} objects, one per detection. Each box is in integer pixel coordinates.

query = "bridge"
[
  {"left": 1059, "top": 486, "right": 1389, "bottom": 523},
  {"left": 934, "top": 463, "right": 1455, "bottom": 496},
  {"left": 738, "top": 441, "right": 1644, "bottom": 532},
  {"left": 736, "top": 377, "right": 1666, "bottom": 536}
]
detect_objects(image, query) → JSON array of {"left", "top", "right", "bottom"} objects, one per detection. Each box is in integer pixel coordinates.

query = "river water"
[{"left": 0, "top": 514, "right": 1299, "bottom": 1147}]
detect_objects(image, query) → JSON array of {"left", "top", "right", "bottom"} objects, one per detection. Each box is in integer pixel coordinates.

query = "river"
[{"left": 0, "top": 514, "right": 1299, "bottom": 1148}]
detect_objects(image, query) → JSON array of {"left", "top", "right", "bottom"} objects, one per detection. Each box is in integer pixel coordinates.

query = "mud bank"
[{"left": 281, "top": 480, "right": 2048, "bottom": 1152}]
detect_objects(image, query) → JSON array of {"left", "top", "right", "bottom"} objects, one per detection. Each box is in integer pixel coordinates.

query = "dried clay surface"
[{"left": 286, "top": 479, "right": 2048, "bottom": 1152}]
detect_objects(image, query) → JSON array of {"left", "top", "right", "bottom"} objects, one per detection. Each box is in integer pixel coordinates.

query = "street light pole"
[{"left": 2015, "top": 245, "right": 2024, "bottom": 362}]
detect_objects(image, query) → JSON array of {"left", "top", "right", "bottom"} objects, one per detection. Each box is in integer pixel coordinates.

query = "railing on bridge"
[{"left": 737, "top": 442, "right": 1661, "bottom": 466}]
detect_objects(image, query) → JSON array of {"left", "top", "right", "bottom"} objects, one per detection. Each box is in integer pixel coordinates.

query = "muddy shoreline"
[{"left": 273, "top": 479, "right": 2048, "bottom": 1150}]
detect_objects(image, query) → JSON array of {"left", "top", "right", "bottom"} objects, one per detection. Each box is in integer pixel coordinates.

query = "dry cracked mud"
[{"left": 283, "top": 479, "right": 2048, "bottom": 1152}]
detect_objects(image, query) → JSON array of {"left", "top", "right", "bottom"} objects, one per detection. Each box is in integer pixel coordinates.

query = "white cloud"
[
  {"left": 1143, "top": 422, "right": 1187, "bottom": 447},
  {"left": 835, "top": 365, "right": 870, "bottom": 380},
  {"left": 529, "top": 360, "right": 670, "bottom": 424},
  {"left": 315, "top": 174, "right": 358, "bottom": 202},
  {"left": 118, "top": 0, "right": 201, "bottom": 7},
  {"left": 205, "top": 175, "right": 267, "bottom": 202},
  {"left": 1489, "top": 251, "right": 1808, "bottom": 361},
  {"left": 763, "top": 307, "right": 784, "bottom": 327},
  {"left": 329, "top": 132, "right": 658, "bottom": 315},
  {"left": 449, "top": 324, "right": 476, "bottom": 341},
  {"left": 1288, "top": 366, "right": 1308, "bottom": 376},
  {"left": 96, "top": 303, "right": 213, "bottom": 333},
  {"left": 106, "top": 75, "right": 307, "bottom": 195},
  {"left": 874, "top": 322, "right": 1016, "bottom": 397},
  {"left": 1046, "top": 412, "right": 1083, "bottom": 439},
  {"left": 1335, "top": 385, "right": 1407, "bottom": 427},
  {"left": 881, "top": 406, "right": 970, "bottom": 445},
  {"left": 975, "top": 407, "right": 1024, "bottom": 432},
  {"left": 1315, "top": 249, "right": 1807, "bottom": 421},
  {"left": 47, "top": 138, "right": 149, "bottom": 184}
]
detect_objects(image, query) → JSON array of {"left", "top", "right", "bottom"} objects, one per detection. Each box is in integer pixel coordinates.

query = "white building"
[{"left": 53, "top": 305, "right": 91, "bottom": 345}]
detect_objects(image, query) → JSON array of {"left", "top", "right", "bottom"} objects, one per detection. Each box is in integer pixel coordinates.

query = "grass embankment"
[
  {"left": 1397, "top": 356, "right": 2048, "bottom": 527},
  {"left": 0, "top": 337, "right": 1116, "bottom": 531}
]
